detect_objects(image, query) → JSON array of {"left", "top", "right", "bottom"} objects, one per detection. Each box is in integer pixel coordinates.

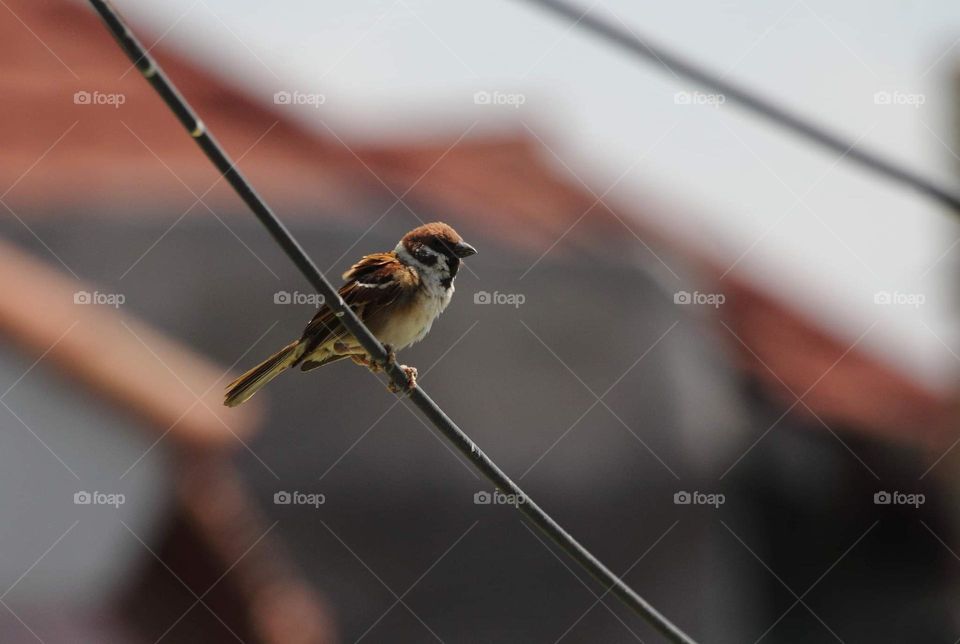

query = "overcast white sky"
[{"left": 108, "top": 0, "right": 960, "bottom": 388}]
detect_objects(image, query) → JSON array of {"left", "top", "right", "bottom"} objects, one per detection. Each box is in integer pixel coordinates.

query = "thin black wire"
[
  {"left": 86, "top": 1, "right": 697, "bottom": 642},
  {"left": 517, "top": 0, "right": 960, "bottom": 215}
]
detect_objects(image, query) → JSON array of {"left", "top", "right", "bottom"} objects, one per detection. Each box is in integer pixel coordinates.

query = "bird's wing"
[{"left": 298, "top": 253, "right": 418, "bottom": 352}]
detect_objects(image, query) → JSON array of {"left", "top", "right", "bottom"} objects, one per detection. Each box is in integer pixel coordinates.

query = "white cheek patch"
[
  {"left": 396, "top": 242, "right": 443, "bottom": 269},
  {"left": 396, "top": 242, "right": 454, "bottom": 292}
]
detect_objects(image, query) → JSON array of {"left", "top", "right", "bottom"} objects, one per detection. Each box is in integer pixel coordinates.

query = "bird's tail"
[{"left": 224, "top": 340, "right": 302, "bottom": 407}]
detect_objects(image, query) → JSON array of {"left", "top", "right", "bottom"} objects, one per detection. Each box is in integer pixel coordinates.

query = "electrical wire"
[
  {"left": 86, "top": 1, "right": 698, "bottom": 642},
  {"left": 517, "top": 0, "right": 960, "bottom": 214}
]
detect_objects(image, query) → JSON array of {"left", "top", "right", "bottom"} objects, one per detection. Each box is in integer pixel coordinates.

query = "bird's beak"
[{"left": 453, "top": 242, "right": 478, "bottom": 258}]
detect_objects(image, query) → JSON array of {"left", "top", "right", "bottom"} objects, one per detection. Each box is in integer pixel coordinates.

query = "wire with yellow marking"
[{"left": 85, "top": 2, "right": 699, "bottom": 642}]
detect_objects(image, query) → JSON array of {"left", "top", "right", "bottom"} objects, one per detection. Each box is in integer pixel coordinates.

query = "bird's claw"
[
  {"left": 388, "top": 365, "right": 418, "bottom": 394},
  {"left": 353, "top": 345, "right": 414, "bottom": 392},
  {"left": 382, "top": 344, "right": 397, "bottom": 368},
  {"left": 351, "top": 354, "right": 381, "bottom": 373}
]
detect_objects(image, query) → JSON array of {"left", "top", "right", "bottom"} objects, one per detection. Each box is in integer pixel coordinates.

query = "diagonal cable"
[
  {"left": 85, "top": 2, "right": 696, "bottom": 641},
  {"left": 514, "top": 0, "right": 960, "bottom": 215},
  {"left": 318, "top": 320, "right": 481, "bottom": 481},
  {"left": 520, "top": 521, "right": 649, "bottom": 642}
]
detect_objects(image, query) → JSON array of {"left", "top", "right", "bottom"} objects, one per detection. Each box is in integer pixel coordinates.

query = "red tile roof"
[{"left": 3, "top": 0, "right": 955, "bottom": 446}]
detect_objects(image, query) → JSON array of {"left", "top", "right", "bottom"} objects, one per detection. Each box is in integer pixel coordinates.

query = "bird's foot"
[
  {"left": 387, "top": 365, "right": 418, "bottom": 394},
  {"left": 382, "top": 344, "right": 397, "bottom": 369},
  {"left": 354, "top": 345, "right": 413, "bottom": 393},
  {"left": 351, "top": 354, "right": 381, "bottom": 373}
]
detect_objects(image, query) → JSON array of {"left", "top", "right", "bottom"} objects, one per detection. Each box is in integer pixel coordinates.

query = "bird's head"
[{"left": 396, "top": 222, "right": 477, "bottom": 287}]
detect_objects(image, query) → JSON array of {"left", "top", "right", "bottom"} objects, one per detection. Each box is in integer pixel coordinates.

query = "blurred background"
[{"left": 3, "top": 0, "right": 960, "bottom": 641}]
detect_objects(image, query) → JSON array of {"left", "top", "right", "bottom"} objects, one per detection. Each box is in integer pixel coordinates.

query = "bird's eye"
[{"left": 412, "top": 244, "right": 440, "bottom": 266}]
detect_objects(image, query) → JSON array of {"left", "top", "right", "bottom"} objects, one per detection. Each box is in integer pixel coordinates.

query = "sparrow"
[{"left": 224, "top": 222, "right": 477, "bottom": 407}]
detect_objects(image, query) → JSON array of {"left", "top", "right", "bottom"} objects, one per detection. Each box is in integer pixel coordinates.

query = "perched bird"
[{"left": 224, "top": 222, "right": 477, "bottom": 407}]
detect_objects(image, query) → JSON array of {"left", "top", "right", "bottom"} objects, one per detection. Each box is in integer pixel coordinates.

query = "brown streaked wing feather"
[
  {"left": 298, "top": 253, "right": 418, "bottom": 351},
  {"left": 341, "top": 252, "right": 397, "bottom": 282}
]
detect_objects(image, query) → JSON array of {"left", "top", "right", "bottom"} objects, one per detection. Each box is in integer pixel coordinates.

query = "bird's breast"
[{"left": 376, "top": 283, "right": 452, "bottom": 350}]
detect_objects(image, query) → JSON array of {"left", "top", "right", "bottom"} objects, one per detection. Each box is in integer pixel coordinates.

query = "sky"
[{"left": 106, "top": 0, "right": 960, "bottom": 388}]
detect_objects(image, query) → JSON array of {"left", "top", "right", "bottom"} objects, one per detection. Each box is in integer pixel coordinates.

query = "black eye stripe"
[
  {"left": 413, "top": 245, "right": 439, "bottom": 266},
  {"left": 410, "top": 240, "right": 458, "bottom": 282},
  {"left": 427, "top": 239, "right": 457, "bottom": 258}
]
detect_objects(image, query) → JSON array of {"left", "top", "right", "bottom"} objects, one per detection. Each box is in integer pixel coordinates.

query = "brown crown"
[{"left": 401, "top": 222, "right": 464, "bottom": 247}]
